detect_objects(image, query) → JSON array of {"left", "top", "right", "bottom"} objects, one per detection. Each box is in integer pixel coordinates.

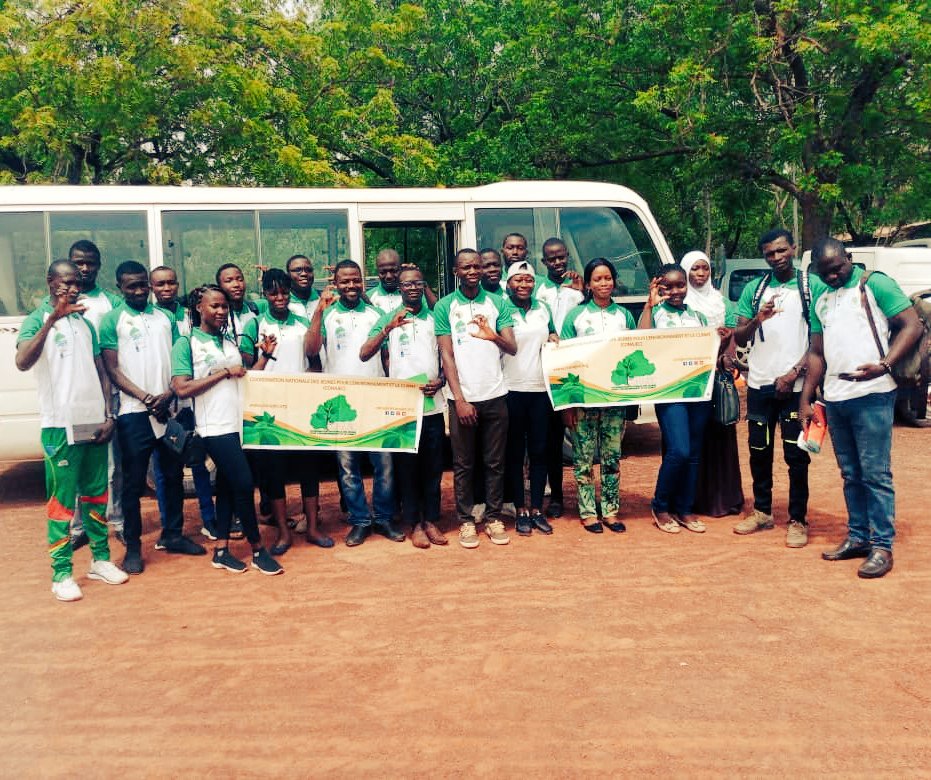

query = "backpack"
[
  {"left": 749, "top": 269, "right": 811, "bottom": 344},
  {"left": 858, "top": 272, "right": 931, "bottom": 388}
]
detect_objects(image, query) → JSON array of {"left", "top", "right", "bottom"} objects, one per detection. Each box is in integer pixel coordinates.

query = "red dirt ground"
[{"left": 1, "top": 420, "right": 930, "bottom": 777}]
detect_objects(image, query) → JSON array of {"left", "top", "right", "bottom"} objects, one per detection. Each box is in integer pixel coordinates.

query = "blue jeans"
[
  {"left": 337, "top": 450, "right": 395, "bottom": 527},
  {"left": 653, "top": 401, "right": 712, "bottom": 515},
  {"left": 825, "top": 390, "right": 896, "bottom": 550},
  {"left": 153, "top": 448, "right": 216, "bottom": 532}
]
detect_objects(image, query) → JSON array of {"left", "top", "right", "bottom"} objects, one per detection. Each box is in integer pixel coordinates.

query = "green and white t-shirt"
[
  {"left": 77, "top": 286, "right": 121, "bottom": 333},
  {"left": 321, "top": 299, "right": 385, "bottom": 378},
  {"left": 288, "top": 290, "right": 320, "bottom": 322},
  {"left": 17, "top": 301, "right": 106, "bottom": 431},
  {"left": 98, "top": 303, "right": 179, "bottom": 427},
  {"left": 368, "top": 284, "right": 429, "bottom": 313},
  {"left": 503, "top": 298, "right": 555, "bottom": 393},
  {"left": 157, "top": 302, "right": 191, "bottom": 337},
  {"left": 227, "top": 302, "right": 260, "bottom": 354},
  {"left": 171, "top": 330, "right": 244, "bottom": 437},
  {"left": 534, "top": 275, "right": 583, "bottom": 333},
  {"left": 737, "top": 275, "right": 809, "bottom": 391},
  {"left": 650, "top": 301, "right": 708, "bottom": 329},
  {"left": 433, "top": 287, "right": 514, "bottom": 402},
  {"left": 810, "top": 268, "right": 912, "bottom": 402},
  {"left": 243, "top": 310, "right": 310, "bottom": 374},
  {"left": 560, "top": 300, "right": 636, "bottom": 339},
  {"left": 369, "top": 305, "right": 443, "bottom": 417}
]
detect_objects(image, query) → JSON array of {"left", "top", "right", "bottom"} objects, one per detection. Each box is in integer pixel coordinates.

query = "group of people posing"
[{"left": 17, "top": 228, "right": 923, "bottom": 602}]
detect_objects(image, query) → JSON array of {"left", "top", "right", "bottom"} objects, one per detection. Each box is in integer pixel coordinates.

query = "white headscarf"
[{"left": 680, "top": 250, "right": 726, "bottom": 328}]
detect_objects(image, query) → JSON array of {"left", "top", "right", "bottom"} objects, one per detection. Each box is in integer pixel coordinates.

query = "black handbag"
[
  {"left": 711, "top": 369, "right": 740, "bottom": 426},
  {"left": 162, "top": 406, "right": 206, "bottom": 465}
]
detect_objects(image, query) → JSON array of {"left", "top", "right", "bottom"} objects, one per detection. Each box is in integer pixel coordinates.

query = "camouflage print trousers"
[{"left": 570, "top": 408, "right": 625, "bottom": 521}]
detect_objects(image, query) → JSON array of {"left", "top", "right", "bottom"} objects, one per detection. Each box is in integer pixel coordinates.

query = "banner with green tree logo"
[
  {"left": 543, "top": 329, "right": 719, "bottom": 411},
  {"left": 242, "top": 372, "right": 424, "bottom": 452}
]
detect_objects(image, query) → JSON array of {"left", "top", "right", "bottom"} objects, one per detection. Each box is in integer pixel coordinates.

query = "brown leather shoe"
[
  {"left": 422, "top": 520, "right": 448, "bottom": 546},
  {"left": 822, "top": 538, "right": 871, "bottom": 561},
  {"left": 410, "top": 524, "right": 430, "bottom": 549}
]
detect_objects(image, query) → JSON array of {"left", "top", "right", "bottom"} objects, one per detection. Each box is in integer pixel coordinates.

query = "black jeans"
[
  {"left": 204, "top": 433, "right": 261, "bottom": 544},
  {"left": 746, "top": 387, "right": 810, "bottom": 522},
  {"left": 393, "top": 413, "right": 445, "bottom": 525},
  {"left": 505, "top": 391, "right": 550, "bottom": 510},
  {"left": 545, "top": 408, "right": 565, "bottom": 504},
  {"left": 448, "top": 396, "right": 508, "bottom": 523},
  {"left": 119, "top": 411, "right": 183, "bottom": 553}
]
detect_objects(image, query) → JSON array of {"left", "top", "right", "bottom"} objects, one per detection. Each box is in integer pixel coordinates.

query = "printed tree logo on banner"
[
  {"left": 611, "top": 350, "right": 656, "bottom": 386},
  {"left": 310, "top": 394, "right": 358, "bottom": 430},
  {"left": 555, "top": 373, "right": 585, "bottom": 404}
]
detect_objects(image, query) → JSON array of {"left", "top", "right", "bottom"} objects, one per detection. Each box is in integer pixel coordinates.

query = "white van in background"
[{"left": 800, "top": 245, "right": 931, "bottom": 296}]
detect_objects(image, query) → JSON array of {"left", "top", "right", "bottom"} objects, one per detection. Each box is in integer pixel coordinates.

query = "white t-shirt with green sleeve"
[
  {"left": 171, "top": 329, "right": 244, "bottom": 438},
  {"left": 534, "top": 275, "right": 583, "bottom": 333},
  {"left": 503, "top": 298, "right": 555, "bottom": 393},
  {"left": 77, "top": 286, "right": 121, "bottom": 333},
  {"left": 651, "top": 301, "right": 708, "bottom": 329},
  {"left": 242, "top": 310, "right": 310, "bottom": 374},
  {"left": 560, "top": 299, "right": 636, "bottom": 339},
  {"left": 369, "top": 305, "right": 443, "bottom": 416},
  {"left": 17, "top": 300, "right": 106, "bottom": 431},
  {"left": 157, "top": 302, "right": 191, "bottom": 337},
  {"left": 288, "top": 290, "right": 320, "bottom": 322},
  {"left": 736, "top": 275, "right": 808, "bottom": 391},
  {"left": 810, "top": 268, "right": 912, "bottom": 402},
  {"left": 433, "top": 287, "right": 514, "bottom": 403},
  {"left": 98, "top": 303, "right": 178, "bottom": 434},
  {"left": 320, "top": 299, "right": 385, "bottom": 378}
]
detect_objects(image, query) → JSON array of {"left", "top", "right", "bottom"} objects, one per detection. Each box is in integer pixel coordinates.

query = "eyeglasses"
[
  {"left": 399, "top": 281, "right": 426, "bottom": 290},
  {"left": 289, "top": 266, "right": 313, "bottom": 275}
]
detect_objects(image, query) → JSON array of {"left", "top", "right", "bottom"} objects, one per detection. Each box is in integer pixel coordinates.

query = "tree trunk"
[{"left": 798, "top": 193, "right": 834, "bottom": 251}]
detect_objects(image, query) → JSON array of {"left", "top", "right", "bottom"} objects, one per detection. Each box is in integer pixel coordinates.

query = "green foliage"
[
  {"left": 310, "top": 394, "right": 358, "bottom": 430},
  {"left": 610, "top": 350, "right": 656, "bottom": 386},
  {"left": 0, "top": 0, "right": 927, "bottom": 248}
]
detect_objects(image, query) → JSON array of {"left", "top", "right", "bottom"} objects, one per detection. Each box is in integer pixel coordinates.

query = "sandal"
[
  {"left": 652, "top": 510, "right": 681, "bottom": 534},
  {"left": 582, "top": 520, "right": 603, "bottom": 534},
  {"left": 603, "top": 519, "right": 626, "bottom": 533},
  {"left": 676, "top": 514, "right": 706, "bottom": 533}
]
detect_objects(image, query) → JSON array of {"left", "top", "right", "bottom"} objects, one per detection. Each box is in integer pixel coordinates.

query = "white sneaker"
[
  {"left": 87, "top": 559, "right": 129, "bottom": 585},
  {"left": 52, "top": 577, "right": 83, "bottom": 602},
  {"left": 459, "top": 521, "right": 480, "bottom": 549}
]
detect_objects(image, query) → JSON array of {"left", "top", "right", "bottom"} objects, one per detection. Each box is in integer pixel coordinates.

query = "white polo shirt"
[
  {"left": 433, "top": 287, "right": 514, "bottom": 403},
  {"left": 369, "top": 305, "right": 443, "bottom": 416},
  {"left": 560, "top": 300, "right": 636, "bottom": 339},
  {"left": 810, "top": 268, "right": 912, "bottom": 402},
  {"left": 321, "top": 299, "right": 385, "bottom": 378},
  {"left": 503, "top": 298, "right": 554, "bottom": 393},
  {"left": 98, "top": 303, "right": 178, "bottom": 433},
  {"left": 171, "top": 329, "right": 244, "bottom": 438},
  {"left": 288, "top": 290, "right": 320, "bottom": 322},
  {"left": 243, "top": 310, "right": 310, "bottom": 374},
  {"left": 651, "top": 301, "right": 708, "bottom": 329},
  {"left": 17, "top": 300, "right": 106, "bottom": 430},
  {"left": 534, "top": 275, "right": 583, "bottom": 333},
  {"left": 737, "top": 275, "right": 809, "bottom": 391},
  {"left": 77, "top": 286, "right": 121, "bottom": 332}
]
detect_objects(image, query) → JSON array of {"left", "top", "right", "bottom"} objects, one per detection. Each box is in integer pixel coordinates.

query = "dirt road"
[{"left": 1, "top": 422, "right": 929, "bottom": 777}]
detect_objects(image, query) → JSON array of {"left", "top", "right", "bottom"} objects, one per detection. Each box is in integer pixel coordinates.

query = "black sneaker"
[
  {"left": 211, "top": 548, "right": 247, "bottom": 573},
  {"left": 156, "top": 535, "right": 207, "bottom": 555},
  {"left": 121, "top": 550, "right": 145, "bottom": 575},
  {"left": 251, "top": 548, "right": 284, "bottom": 576},
  {"left": 229, "top": 517, "right": 244, "bottom": 539}
]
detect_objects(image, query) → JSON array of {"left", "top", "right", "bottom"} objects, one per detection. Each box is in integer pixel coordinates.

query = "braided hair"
[{"left": 188, "top": 284, "right": 229, "bottom": 329}]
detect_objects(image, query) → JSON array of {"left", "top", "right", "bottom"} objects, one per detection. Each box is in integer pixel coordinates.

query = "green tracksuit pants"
[
  {"left": 570, "top": 408, "right": 625, "bottom": 521},
  {"left": 42, "top": 428, "right": 110, "bottom": 582}
]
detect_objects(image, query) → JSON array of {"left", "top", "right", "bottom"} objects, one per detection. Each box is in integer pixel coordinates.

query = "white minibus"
[{"left": 0, "top": 181, "right": 673, "bottom": 461}]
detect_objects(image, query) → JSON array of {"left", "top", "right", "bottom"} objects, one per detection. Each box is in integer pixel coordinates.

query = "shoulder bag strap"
[{"left": 858, "top": 271, "right": 886, "bottom": 359}]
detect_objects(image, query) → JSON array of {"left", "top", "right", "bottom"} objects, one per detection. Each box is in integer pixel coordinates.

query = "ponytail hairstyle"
[
  {"left": 582, "top": 257, "right": 617, "bottom": 302},
  {"left": 188, "top": 284, "right": 229, "bottom": 329}
]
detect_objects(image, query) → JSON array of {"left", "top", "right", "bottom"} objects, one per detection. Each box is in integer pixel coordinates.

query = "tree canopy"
[{"left": 0, "top": 0, "right": 927, "bottom": 253}]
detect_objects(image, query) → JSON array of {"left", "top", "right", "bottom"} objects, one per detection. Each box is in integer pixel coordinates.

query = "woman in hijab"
[{"left": 680, "top": 251, "right": 745, "bottom": 517}]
